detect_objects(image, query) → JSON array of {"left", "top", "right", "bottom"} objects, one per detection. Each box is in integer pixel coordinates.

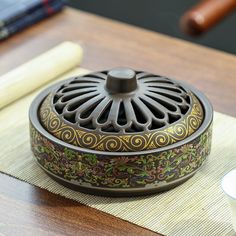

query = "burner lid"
[{"left": 39, "top": 68, "right": 204, "bottom": 152}]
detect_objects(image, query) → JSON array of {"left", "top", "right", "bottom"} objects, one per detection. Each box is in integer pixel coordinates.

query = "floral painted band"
[{"left": 30, "top": 123, "right": 212, "bottom": 189}]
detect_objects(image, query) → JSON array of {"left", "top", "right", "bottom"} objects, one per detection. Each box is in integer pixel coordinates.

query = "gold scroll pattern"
[{"left": 39, "top": 93, "right": 204, "bottom": 152}]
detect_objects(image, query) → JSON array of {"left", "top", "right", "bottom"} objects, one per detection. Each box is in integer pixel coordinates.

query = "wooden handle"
[
  {"left": 0, "top": 42, "right": 83, "bottom": 109},
  {"left": 180, "top": 0, "right": 236, "bottom": 36}
]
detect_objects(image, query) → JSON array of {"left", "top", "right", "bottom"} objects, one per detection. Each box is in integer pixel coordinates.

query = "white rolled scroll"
[{"left": 0, "top": 41, "right": 83, "bottom": 109}]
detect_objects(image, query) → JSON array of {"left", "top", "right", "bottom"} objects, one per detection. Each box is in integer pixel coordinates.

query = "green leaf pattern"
[{"left": 30, "top": 124, "right": 212, "bottom": 188}]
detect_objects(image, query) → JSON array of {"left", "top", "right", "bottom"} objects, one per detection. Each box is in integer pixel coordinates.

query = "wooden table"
[{"left": 1, "top": 7, "right": 236, "bottom": 236}]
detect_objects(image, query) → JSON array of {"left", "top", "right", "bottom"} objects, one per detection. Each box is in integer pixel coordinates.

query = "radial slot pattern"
[{"left": 52, "top": 71, "right": 191, "bottom": 133}]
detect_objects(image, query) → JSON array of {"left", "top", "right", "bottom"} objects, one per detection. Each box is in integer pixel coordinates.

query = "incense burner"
[{"left": 29, "top": 68, "right": 213, "bottom": 196}]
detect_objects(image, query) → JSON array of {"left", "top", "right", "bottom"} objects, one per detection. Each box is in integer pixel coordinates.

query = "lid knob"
[{"left": 106, "top": 68, "right": 138, "bottom": 93}]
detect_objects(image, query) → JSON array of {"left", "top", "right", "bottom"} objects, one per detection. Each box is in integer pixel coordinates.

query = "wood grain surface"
[{"left": 0, "top": 7, "right": 236, "bottom": 236}]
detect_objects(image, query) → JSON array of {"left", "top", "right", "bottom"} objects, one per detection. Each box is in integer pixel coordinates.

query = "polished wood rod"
[{"left": 180, "top": 0, "right": 236, "bottom": 36}]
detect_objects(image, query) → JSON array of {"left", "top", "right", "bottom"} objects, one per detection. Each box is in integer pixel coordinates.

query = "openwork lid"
[{"left": 39, "top": 68, "right": 204, "bottom": 152}]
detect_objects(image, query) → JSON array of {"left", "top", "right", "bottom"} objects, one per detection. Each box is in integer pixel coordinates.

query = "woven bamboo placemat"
[{"left": 0, "top": 68, "right": 235, "bottom": 236}]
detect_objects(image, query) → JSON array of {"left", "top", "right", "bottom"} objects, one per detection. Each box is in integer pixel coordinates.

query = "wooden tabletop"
[{"left": 1, "top": 7, "right": 236, "bottom": 235}]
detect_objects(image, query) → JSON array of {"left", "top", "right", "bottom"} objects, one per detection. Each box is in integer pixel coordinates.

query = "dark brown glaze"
[
  {"left": 29, "top": 70, "right": 213, "bottom": 196},
  {"left": 39, "top": 69, "right": 204, "bottom": 152}
]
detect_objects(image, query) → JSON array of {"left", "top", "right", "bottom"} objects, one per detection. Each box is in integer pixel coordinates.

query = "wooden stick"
[
  {"left": 0, "top": 41, "right": 83, "bottom": 109},
  {"left": 180, "top": 0, "right": 236, "bottom": 36}
]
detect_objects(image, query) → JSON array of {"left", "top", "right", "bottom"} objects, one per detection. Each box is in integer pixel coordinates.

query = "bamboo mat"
[{"left": 0, "top": 68, "right": 235, "bottom": 236}]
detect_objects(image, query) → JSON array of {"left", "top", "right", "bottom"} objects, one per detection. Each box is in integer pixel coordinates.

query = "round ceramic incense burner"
[{"left": 29, "top": 68, "right": 213, "bottom": 196}]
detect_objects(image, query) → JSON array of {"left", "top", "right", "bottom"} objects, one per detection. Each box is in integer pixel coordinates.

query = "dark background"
[{"left": 68, "top": 0, "right": 236, "bottom": 54}]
